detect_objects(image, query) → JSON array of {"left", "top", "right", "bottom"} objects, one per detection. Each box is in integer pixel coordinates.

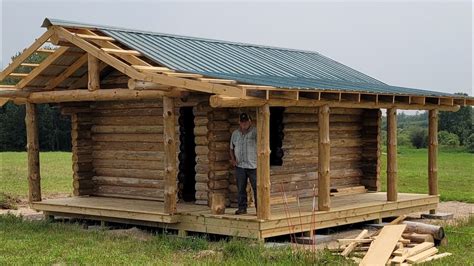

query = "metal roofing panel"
[{"left": 43, "top": 18, "right": 463, "bottom": 98}]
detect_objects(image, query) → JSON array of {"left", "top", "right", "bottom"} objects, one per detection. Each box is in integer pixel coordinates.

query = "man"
[{"left": 230, "top": 112, "right": 257, "bottom": 215}]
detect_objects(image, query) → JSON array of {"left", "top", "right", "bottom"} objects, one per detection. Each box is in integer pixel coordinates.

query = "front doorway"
[{"left": 177, "top": 107, "right": 197, "bottom": 202}]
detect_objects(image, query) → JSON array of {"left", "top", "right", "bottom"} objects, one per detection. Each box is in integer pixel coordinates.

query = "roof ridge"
[{"left": 43, "top": 17, "right": 326, "bottom": 55}]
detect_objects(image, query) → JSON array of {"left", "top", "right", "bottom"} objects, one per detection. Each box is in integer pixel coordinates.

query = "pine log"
[
  {"left": 428, "top": 109, "right": 438, "bottom": 214},
  {"left": 257, "top": 104, "right": 271, "bottom": 220},
  {"left": 402, "top": 221, "right": 445, "bottom": 240},
  {"left": 210, "top": 193, "right": 226, "bottom": 214},
  {"left": 318, "top": 105, "right": 330, "bottom": 211},
  {"left": 163, "top": 96, "right": 177, "bottom": 214},
  {"left": 25, "top": 103, "right": 42, "bottom": 202},
  {"left": 387, "top": 108, "right": 398, "bottom": 201}
]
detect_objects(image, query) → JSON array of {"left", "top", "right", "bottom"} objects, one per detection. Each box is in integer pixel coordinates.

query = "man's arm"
[{"left": 230, "top": 132, "right": 237, "bottom": 167}]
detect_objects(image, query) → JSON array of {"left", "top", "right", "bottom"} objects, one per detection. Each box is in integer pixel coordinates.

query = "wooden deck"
[{"left": 32, "top": 192, "right": 438, "bottom": 240}]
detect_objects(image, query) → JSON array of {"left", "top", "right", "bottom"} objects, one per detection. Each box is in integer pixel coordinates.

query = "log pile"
[
  {"left": 331, "top": 218, "right": 450, "bottom": 265},
  {"left": 193, "top": 101, "right": 211, "bottom": 205}
]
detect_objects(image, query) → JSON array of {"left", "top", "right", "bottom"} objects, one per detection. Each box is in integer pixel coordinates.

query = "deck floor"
[{"left": 32, "top": 192, "right": 438, "bottom": 239}]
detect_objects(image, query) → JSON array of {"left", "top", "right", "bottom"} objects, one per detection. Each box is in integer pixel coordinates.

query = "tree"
[
  {"left": 466, "top": 133, "right": 474, "bottom": 153},
  {"left": 438, "top": 130, "right": 460, "bottom": 147},
  {"left": 439, "top": 93, "right": 473, "bottom": 145},
  {"left": 409, "top": 127, "right": 427, "bottom": 149}
]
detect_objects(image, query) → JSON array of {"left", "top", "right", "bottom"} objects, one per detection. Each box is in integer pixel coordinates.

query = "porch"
[{"left": 31, "top": 192, "right": 438, "bottom": 240}]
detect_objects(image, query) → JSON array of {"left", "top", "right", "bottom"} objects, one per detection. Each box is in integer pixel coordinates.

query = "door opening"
[{"left": 178, "top": 107, "right": 196, "bottom": 202}]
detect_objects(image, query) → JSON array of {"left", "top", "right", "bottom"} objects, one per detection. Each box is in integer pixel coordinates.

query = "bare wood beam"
[
  {"left": 128, "top": 79, "right": 174, "bottom": 91},
  {"left": 132, "top": 65, "right": 173, "bottom": 72},
  {"left": 27, "top": 88, "right": 182, "bottom": 103},
  {"left": 75, "top": 33, "right": 115, "bottom": 41},
  {"left": 36, "top": 48, "right": 56, "bottom": 53},
  {"left": 25, "top": 102, "right": 41, "bottom": 202},
  {"left": 9, "top": 73, "right": 29, "bottom": 78},
  {"left": 163, "top": 96, "right": 177, "bottom": 214},
  {"left": 44, "top": 53, "right": 88, "bottom": 90},
  {"left": 0, "top": 29, "right": 54, "bottom": 81},
  {"left": 101, "top": 48, "right": 141, "bottom": 56},
  {"left": 88, "top": 54, "right": 101, "bottom": 91},
  {"left": 20, "top": 63, "right": 40, "bottom": 67},
  {"left": 164, "top": 72, "right": 203, "bottom": 78},
  {"left": 16, "top": 46, "right": 69, "bottom": 89},
  {"left": 199, "top": 78, "right": 237, "bottom": 84},
  {"left": 428, "top": 109, "right": 439, "bottom": 214},
  {"left": 256, "top": 104, "right": 271, "bottom": 220},
  {"left": 318, "top": 105, "right": 331, "bottom": 211},
  {"left": 387, "top": 108, "right": 398, "bottom": 201},
  {"left": 209, "top": 95, "right": 461, "bottom": 112}
]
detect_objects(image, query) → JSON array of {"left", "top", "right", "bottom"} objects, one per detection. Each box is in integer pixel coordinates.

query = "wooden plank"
[
  {"left": 164, "top": 72, "right": 203, "bottom": 78},
  {"left": 256, "top": 104, "right": 271, "bottom": 220},
  {"left": 0, "top": 29, "right": 54, "bottom": 81},
  {"left": 392, "top": 242, "right": 434, "bottom": 263},
  {"left": 75, "top": 33, "right": 115, "bottom": 41},
  {"left": 101, "top": 47, "right": 141, "bottom": 56},
  {"left": 16, "top": 46, "right": 69, "bottom": 89},
  {"left": 387, "top": 108, "right": 398, "bottom": 201},
  {"left": 360, "top": 224, "right": 406, "bottom": 265},
  {"left": 20, "top": 63, "right": 40, "bottom": 67},
  {"left": 132, "top": 65, "right": 173, "bottom": 72},
  {"left": 44, "top": 53, "right": 88, "bottom": 90},
  {"left": 406, "top": 247, "right": 438, "bottom": 263},
  {"left": 25, "top": 102, "right": 41, "bottom": 202},
  {"left": 163, "top": 96, "right": 177, "bottom": 214},
  {"left": 428, "top": 109, "right": 438, "bottom": 214},
  {"left": 9, "top": 73, "right": 29, "bottom": 77},
  {"left": 418, "top": 252, "right": 451, "bottom": 263},
  {"left": 88, "top": 53, "right": 101, "bottom": 91},
  {"left": 341, "top": 229, "right": 369, "bottom": 256},
  {"left": 318, "top": 105, "right": 330, "bottom": 211},
  {"left": 199, "top": 78, "right": 237, "bottom": 84}
]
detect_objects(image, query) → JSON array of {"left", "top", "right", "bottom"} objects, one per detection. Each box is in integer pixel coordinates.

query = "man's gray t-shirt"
[{"left": 230, "top": 126, "right": 257, "bottom": 169}]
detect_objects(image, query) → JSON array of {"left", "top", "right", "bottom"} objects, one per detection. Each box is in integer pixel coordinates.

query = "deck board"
[{"left": 32, "top": 192, "right": 438, "bottom": 239}]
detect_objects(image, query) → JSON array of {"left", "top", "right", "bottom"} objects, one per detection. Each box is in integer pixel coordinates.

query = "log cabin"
[{"left": 1, "top": 18, "right": 473, "bottom": 240}]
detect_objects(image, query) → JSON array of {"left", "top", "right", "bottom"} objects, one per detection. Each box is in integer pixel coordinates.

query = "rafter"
[
  {"left": 44, "top": 53, "right": 88, "bottom": 90},
  {"left": 16, "top": 46, "right": 69, "bottom": 90},
  {"left": 0, "top": 29, "right": 54, "bottom": 81}
]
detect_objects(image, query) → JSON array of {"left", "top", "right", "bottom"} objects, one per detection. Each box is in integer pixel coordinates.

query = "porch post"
[
  {"left": 87, "top": 53, "right": 100, "bottom": 91},
  {"left": 387, "top": 108, "right": 398, "bottom": 201},
  {"left": 163, "top": 96, "right": 177, "bottom": 214},
  {"left": 257, "top": 104, "right": 271, "bottom": 220},
  {"left": 318, "top": 105, "right": 330, "bottom": 211},
  {"left": 25, "top": 102, "right": 41, "bottom": 202},
  {"left": 428, "top": 109, "right": 439, "bottom": 214}
]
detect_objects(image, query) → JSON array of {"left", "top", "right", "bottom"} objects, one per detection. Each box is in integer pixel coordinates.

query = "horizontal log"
[
  {"left": 93, "top": 141, "right": 164, "bottom": 151},
  {"left": 285, "top": 107, "right": 364, "bottom": 115},
  {"left": 92, "top": 133, "right": 162, "bottom": 143},
  {"left": 94, "top": 101, "right": 163, "bottom": 110},
  {"left": 93, "top": 159, "right": 164, "bottom": 170},
  {"left": 27, "top": 89, "right": 182, "bottom": 104},
  {"left": 94, "top": 108, "right": 163, "bottom": 117},
  {"left": 94, "top": 168, "right": 163, "bottom": 179},
  {"left": 94, "top": 185, "right": 164, "bottom": 200},
  {"left": 92, "top": 125, "right": 163, "bottom": 134},
  {"left": 93, "top": 176, "right": 164, "bottom": 189},
  {"left": 92, "top": 150, "right": 163, "bottom": 161},
  {"left": 92, "top": 116, "right": 164, "bottom": 126}
]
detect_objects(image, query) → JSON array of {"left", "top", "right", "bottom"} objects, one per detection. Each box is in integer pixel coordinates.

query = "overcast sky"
[{"left": 0, "top": 0, "right": 472, "bottom": 97}]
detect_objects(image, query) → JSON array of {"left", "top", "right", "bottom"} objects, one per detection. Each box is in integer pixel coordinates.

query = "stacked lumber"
[
  {"left": 331, "top": 218, "right": 451, "bottom": 265},
  {"left": 194, "top": 101, "right": 211, "bottom": 205}
]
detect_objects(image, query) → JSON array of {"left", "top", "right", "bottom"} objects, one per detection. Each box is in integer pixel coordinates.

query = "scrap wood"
[
  {"left": 391, "top": 242, "right": 435, "bottom": 264},
  {"left": 330, "top": 186, "right": 367, "bottom": 197},
  {"left": 341, "top": 229, "right": 369, "bottom": 257},
  {"left": 337, "top": 238, "right": 373, "bottom": 245},
  {"left": 417, "top": 252, "right": 452, "bottom": 263},
  {"left": 406, "top": 247, "right": 438, "bottom": 263},
  {"left": 402, "top": 221, "right": 445, "bottom": 240},
  {"left": 402, "top": 233, "right": 434, "bottom": 243},
  {"left": 360, "top": 224, "right": 407, "bottom": 266},
  {"left": 370, "top": 215, "right": 406, "bottom": 237}
]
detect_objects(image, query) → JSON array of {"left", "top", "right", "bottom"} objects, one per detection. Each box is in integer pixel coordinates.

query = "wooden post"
[
  {"left": 387, "top": 108, "right": 398, "bottom": 201},
  {"left": 428, "top": 109, "right": 438, "bottom": 214},
  {"left": 25, "top": 102, "right": 41, "bottom": 202},
  {"left": 163, "top": 96, "right": 177, "bottom": 214},
  {"left": 318, "top": 105, "right": 330, "bottom": 211},
  {"left": 256, "top": 104, "right": 271, "bottom": 220},
  {"left": 88, "top": 54, "right": 100, "bottom": 91}
]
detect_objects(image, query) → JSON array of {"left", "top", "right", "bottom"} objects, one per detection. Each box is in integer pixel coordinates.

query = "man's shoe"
[{"left": 235, "top": 209, "right": 247, "bottom": 215}]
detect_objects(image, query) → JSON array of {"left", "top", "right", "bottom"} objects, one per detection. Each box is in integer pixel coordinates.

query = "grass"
[
  {"left": 0, "top": 214, "right": 350, "bottom": 265},
  {"left": 0, "top": 152, "right": 72, "bottom": 199},
  {"left": 380, "top": 146, "right": 474, "bottom": 203}
]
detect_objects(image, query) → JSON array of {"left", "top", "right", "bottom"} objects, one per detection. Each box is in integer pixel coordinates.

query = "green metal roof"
[{"left": 43, "top": 18, "right": 460, "bottom": 98}]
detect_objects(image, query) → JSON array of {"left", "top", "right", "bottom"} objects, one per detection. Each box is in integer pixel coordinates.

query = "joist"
[
  {"left": 44, "top": 53, "right": 88, "bottom": 90},
  {"left": 20, "top": 63, "right": 40, "bottom": 67},
  {"left": 16, "top": 46, "right": 69, "bottom": 89},
  {"left": 9, "top": 73, "right": 29, "bottom": 77},
  {"left": 101, "top": 48, "right": 141, "bottom": 56},
  {"left": 0, "top": 29, "right": 54, "bottom": 81},
  {"left": 164, "top": 72, "right": 203, "bottom": 78},
  {"left": 75, "top": 33, "right": 115, "bottom": 41},
  {"left": 132, "top": 65, "right": 173, "bottom": 72},
  {"left": 36, "top": 48, "right": 56, "bottom": 53},
  {"left": 199, "top": 78, "right": 237, "bottom": 84}
]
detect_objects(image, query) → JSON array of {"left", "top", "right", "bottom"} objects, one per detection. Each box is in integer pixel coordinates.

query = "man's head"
[{"left": 239, "top": 113, "right": 251, "bottom": 131}]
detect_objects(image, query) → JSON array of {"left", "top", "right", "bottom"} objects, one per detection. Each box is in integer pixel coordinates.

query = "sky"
[{"left": 0, "top": 0, "right": 472, "bottom": 98}]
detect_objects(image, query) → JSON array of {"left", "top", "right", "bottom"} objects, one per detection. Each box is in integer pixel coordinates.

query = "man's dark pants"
[{"left": 235, "top": 167, "right": 257, "bottom": 210}]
